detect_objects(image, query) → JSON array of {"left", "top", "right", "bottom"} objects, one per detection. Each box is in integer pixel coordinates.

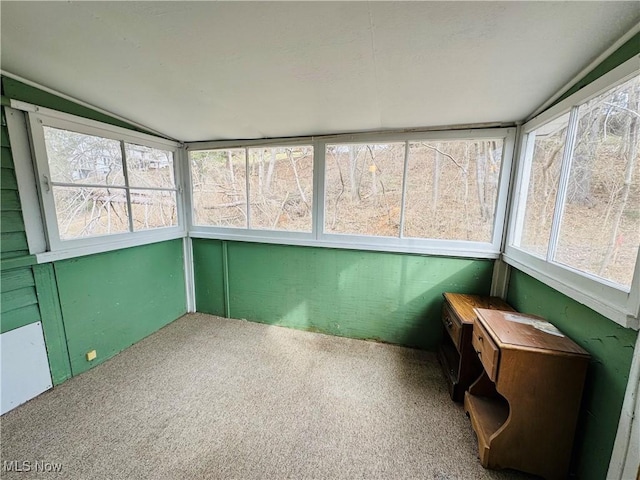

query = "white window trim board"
[
  {"left": 35, "top": 229, "right": 187, "bottom": 263},
  {"left": 608, "top": 332, "right": 640, "bottom": 479},
  {"left": 5, "top": 107, "right": 47, "bottom": 254}
]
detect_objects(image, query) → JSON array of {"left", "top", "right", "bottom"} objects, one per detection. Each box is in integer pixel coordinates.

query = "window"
[
  {"left": 513, "top": 112, "right": 570, "bottom": 257},
  {"left": 507, "top": 60, "right": 640, "bottom": 327},
  {"left": 190, "top": 144, "right": 314, "bottom": 233},
  {"left": 325, "top": 142, "right": 404, "bottom": 237},
  {"left": 324, "top": 139, "right": 506, "bottom": 243},
  {"left": 24, "top": 106, "right": 183, "bottom": 257},
  {"left": 188, "top": 129, "right": 514, "bottom": 256}
]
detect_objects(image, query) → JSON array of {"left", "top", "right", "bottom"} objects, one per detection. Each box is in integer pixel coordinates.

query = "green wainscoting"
[
  {"left": 33, "top": 263, "right": 72, "bottom": 385},
  {"left": 507, "top": 270, "right": 637, "bottom": 480},
  {"left": 193, "top": 239, "right": 495, "bottom": 350},
  {"left": 193, "top": 239, "right": 226, "bottom": 317},
  {"left": 54, "top": 240, "right": 187, "bottom": 375}
]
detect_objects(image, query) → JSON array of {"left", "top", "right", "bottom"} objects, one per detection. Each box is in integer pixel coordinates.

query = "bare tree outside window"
[
  {"left": 248, "top": 146, "right": 313, "bottom": 232},
  {"left": 44, "top": 127, "right": 129, "bottom": 238},
  {"left": 325, "top": 143, "right": 404, "bottom": 237},
  {"left": 190, "top": 149, "right": 247, "bottom": 228},
  {"left": 517, "top": 112, "right": 570, "bottom": 257},
  {"left": 404, "top": 139, "right": 503, "bottom": 242},
  {"left": 42, "top": 128, "right": 178, "bottom": 239}
]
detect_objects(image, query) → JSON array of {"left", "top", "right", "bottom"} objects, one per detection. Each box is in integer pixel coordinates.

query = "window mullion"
[
  {"left": 120, "top": 141, "right": 135, "bottom": 233},
  {"left": 398, "top": 141, "right": 409, "bottom": 239},
  {"left": 312, "top": 138, "right": 325, "bottom": 240},
  {"left": 511, "top": 131, "right": 536, "bottom": 247},
  {"left": 245, "top": 147, "right": 250, "bottom": 229},
  {"left": 547, "top": 106, "right": 579, "bottom": 262}
]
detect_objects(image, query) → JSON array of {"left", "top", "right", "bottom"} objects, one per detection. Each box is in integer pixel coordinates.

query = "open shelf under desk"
[{"left": 465, "top": 393, "right": 509, "bottom": 450}]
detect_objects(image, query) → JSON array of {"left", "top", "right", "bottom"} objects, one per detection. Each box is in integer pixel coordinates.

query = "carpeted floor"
[{"left": 1, "top": 314, "right": 538, "bottom": 479}]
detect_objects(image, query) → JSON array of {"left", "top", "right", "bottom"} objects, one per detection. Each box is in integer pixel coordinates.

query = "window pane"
[
  {"left": 125, "top": 143, "right": 175, "bottom": 188},
  {"left": 403, "top": 139, "right": 503, "bottom": 242},
  {"left": 52, "top": 186, "right": 129, "bottom": 239},
  {"left": 516, "top": 112, "right": 571, "bottom": 257},
  {"left": 248, "top": 146, "right": 313, "bottom": 232},
  {"left": 43, "top": 127, "right": 124, "bottom": 185},
  {"left": 190, "top": 149, "right": 247, "bottom": 228},
  {"left": 131, "top": 190, "right": 177, "bottom": 231},
  {"left": 325, "top": 143, "right": 405, "bottom": 237},
  {"left": 554, "top": 75, "right": 640, "bottom": 287}
]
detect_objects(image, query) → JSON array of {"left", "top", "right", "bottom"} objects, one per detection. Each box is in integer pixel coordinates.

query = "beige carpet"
[{"left": 1, "top": 314, "right": 537, "bottom": 479}]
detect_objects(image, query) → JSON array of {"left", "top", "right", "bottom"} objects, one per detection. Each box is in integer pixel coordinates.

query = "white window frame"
[
  {"left": 187, "top": 127, "right": 516, "bottom": 259},
  {"left": 504, "top": 57, "right": 640, "bottom": 329},
  {"left": 9, "top": 102, "right": 187, "bottom": 263},
  {"left": 187, "top": 137, "right": 317, "bottom": 243}
]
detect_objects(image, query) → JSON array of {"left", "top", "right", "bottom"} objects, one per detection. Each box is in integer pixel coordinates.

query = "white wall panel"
[{"left": 1, "top": 322, "right": 52, "bottom": 415}]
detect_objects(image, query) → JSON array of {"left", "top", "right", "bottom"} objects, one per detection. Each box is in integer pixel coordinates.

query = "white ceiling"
[{"left": 1, "top": 2, "right": 639, "bottom": 142}]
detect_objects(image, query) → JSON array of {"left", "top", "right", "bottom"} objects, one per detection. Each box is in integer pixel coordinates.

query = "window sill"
[
  {"left": 503, "top": 250, "right": 639, "bottom": 330},
  {"left": 35, "top": 229, "right": 187, "bottom": 263},
  {"left": 189, "top": 229, "right": 501, "bottom": 260}
]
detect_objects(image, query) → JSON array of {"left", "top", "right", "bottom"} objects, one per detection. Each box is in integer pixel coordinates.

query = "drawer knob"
[{"left": 445, "top": 319, "right": 453, "bottom": 329}]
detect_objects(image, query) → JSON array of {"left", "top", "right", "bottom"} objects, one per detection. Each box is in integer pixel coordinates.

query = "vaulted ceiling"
[{"left": 1, "top": 1, "right": 638, "bottom": 141}]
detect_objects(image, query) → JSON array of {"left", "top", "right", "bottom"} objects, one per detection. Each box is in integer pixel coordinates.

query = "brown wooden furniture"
[
  {"left": 464, "top": 308, "right": 590, "bottom": 480},
  {"left": 438, "top": 293, "right": 514, "bottom": 401}
]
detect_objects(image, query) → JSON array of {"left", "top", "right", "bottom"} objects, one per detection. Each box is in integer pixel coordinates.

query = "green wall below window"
[
  {"left": 507, "top": 269, "right": 637, "bottom": 480},
  {"left": 54, "top": 239, "right": 187, "bottom": 375},
  {"left": 193, "top": 239, "right": 495, "bottom": 350}
]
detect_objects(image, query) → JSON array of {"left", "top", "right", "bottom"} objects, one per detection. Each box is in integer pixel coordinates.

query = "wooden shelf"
[{"left": 465, "top": 393, "right": 509, "bottom": 450}]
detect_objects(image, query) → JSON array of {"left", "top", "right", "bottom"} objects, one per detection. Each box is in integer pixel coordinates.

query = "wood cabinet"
[
  {"left": 464, "top": 308, "right": 590, "bottom": 480},
  {"left": 438, "top": 293, "right": 514, "bottom": 401}
]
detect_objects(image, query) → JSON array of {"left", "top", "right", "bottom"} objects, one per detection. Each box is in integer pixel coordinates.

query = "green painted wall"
[
  {"left": 55, "top": 239, "right": 187, "bottom": 375},
  {"left": 193, "top": 239, "right": 494, "bottom": 350},
  {"left": 193, "top": 239, "right": 226, "bottom": 317},
  {"left": 506, "top": 270, "right": 637, "bottom": 480}
]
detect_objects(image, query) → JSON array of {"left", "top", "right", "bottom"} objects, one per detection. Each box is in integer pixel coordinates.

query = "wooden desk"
[
  {"left": 464, "top": 308, "right": 590, "bottom": 480},
  {"left": 438, "top": 293, "right": 514, "bottom": 401}
]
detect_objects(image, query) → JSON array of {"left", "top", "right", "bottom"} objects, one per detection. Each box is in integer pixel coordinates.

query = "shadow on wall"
[{"left": 193, "top": 240, "right": 494, "bottom": 351}]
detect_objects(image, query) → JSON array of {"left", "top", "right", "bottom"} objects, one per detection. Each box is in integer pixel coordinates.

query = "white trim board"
[{"left": 608, "top": 333, "right": 640, "bottom": 479}]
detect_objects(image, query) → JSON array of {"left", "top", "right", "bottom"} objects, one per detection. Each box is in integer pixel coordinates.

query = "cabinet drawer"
[
  {"left": 442, "top": 303, "right": 462, "bottom": 349},
  {"left": 472, "top": 321, "right": 499, "bottom": 382}
]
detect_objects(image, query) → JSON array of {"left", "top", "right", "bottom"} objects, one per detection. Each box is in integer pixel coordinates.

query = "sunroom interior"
[{"left": 1, "top": 2, "right": 639, "bottom": 480}]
